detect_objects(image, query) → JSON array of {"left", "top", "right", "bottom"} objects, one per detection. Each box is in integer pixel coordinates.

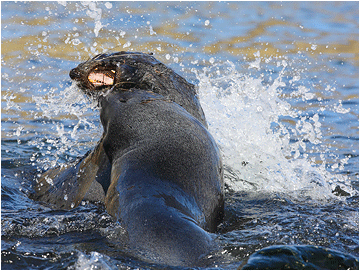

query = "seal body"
[
  {"left": 32, "top": 52, "right": 224, "bottom": 267},
  {"left": 100, "top": 90, "right": 223, "bottom": 265}
]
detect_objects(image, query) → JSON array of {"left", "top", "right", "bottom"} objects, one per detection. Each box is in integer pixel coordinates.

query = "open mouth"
[{"left": 88, "top": 68, "right": 115, "bottom": 87}]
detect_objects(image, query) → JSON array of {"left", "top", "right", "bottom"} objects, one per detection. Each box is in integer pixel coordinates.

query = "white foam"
[
  {"left": 195, "top": 60, "right": 355, "bottom": 200},
  {"left": 73, "top": 251, "right": 117, "bottom": 270}
]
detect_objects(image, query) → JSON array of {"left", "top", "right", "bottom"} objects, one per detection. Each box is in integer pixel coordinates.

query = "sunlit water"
[{"left": 1, "top": 1, "right": 358, "bottom": 269}]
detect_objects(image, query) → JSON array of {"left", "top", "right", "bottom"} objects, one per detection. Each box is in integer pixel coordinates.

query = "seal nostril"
[{"left": 69, "top": 68, "right": 80, "bottom": 80}]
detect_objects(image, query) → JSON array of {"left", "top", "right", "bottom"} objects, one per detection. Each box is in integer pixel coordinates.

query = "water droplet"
[
  {"left": 311, "top": 44, "right": 317, "bottom": 50},
  {"left": 123, "top": 41, "right": 131, "bottom": 48},
  {"left": 149, "top": 25, "right": 156, "bottom": 35},
  {"left": 72, "top": 39, "right": 81, "bottom": 46}
]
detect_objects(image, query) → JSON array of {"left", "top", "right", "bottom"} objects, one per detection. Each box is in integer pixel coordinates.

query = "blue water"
[{"left": 1, "top": 1, "right": 359, "bottom": 269}]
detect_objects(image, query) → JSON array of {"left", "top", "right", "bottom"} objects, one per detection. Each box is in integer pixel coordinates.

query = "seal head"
[{"left": 69, "top": 51, "right": 207, "bottom": 126}]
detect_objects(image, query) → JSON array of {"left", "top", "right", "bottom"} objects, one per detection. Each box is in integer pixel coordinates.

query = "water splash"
[
  {"left": 30, "top": 83, "right": 101, "bottom": 170},
  {"left": 25, "top": 56, "right": 355, "bottom": 200},
  {"left": 81, "top": 1, "right": 104, "bottom": 38},
  {"left": 72, "top": 251, "right": 118, "bottom": 270},
  {"left": 195, "top": 59, "right": 355, "bottom": 200}
]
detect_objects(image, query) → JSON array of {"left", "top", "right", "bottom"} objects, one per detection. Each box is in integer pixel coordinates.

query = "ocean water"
[{"left": 1, "top": 1, "right": 358, "bottom": 269}]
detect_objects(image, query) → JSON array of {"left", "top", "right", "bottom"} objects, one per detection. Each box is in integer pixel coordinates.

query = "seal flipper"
[
  {"left": 31, "top": 137, "right": 112, "bottom": 209},
  {"left": 83, "top": 142, "right": 112, "bottom": 202}
]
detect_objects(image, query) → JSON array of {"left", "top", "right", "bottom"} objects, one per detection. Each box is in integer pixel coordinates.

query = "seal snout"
[{"left": 69, "top": 68, "right": 81, "bottom": 80}]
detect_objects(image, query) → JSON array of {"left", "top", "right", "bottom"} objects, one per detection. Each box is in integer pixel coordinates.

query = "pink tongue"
[{"left": 88, "top": 72, "right": 114, "bottom": 86}]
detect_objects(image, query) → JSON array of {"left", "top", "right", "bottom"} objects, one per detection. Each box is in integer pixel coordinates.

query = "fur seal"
[{"left": 31, "top": 52, "right": 224, "bottom": 267}]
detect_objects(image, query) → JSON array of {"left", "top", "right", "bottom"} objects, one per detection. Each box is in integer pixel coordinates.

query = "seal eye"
[{"left": 88, "top": 69, "right": 115, "bottom": 87}]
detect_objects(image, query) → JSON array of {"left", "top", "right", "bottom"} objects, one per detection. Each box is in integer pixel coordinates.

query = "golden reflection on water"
[{"left": 2, "top": 10, "right": 358, "bottom": 62}]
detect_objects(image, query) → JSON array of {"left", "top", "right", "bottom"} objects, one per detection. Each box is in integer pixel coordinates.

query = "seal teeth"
[{"left": 88, "top": 71, "right": 114, "bottom": 86}]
